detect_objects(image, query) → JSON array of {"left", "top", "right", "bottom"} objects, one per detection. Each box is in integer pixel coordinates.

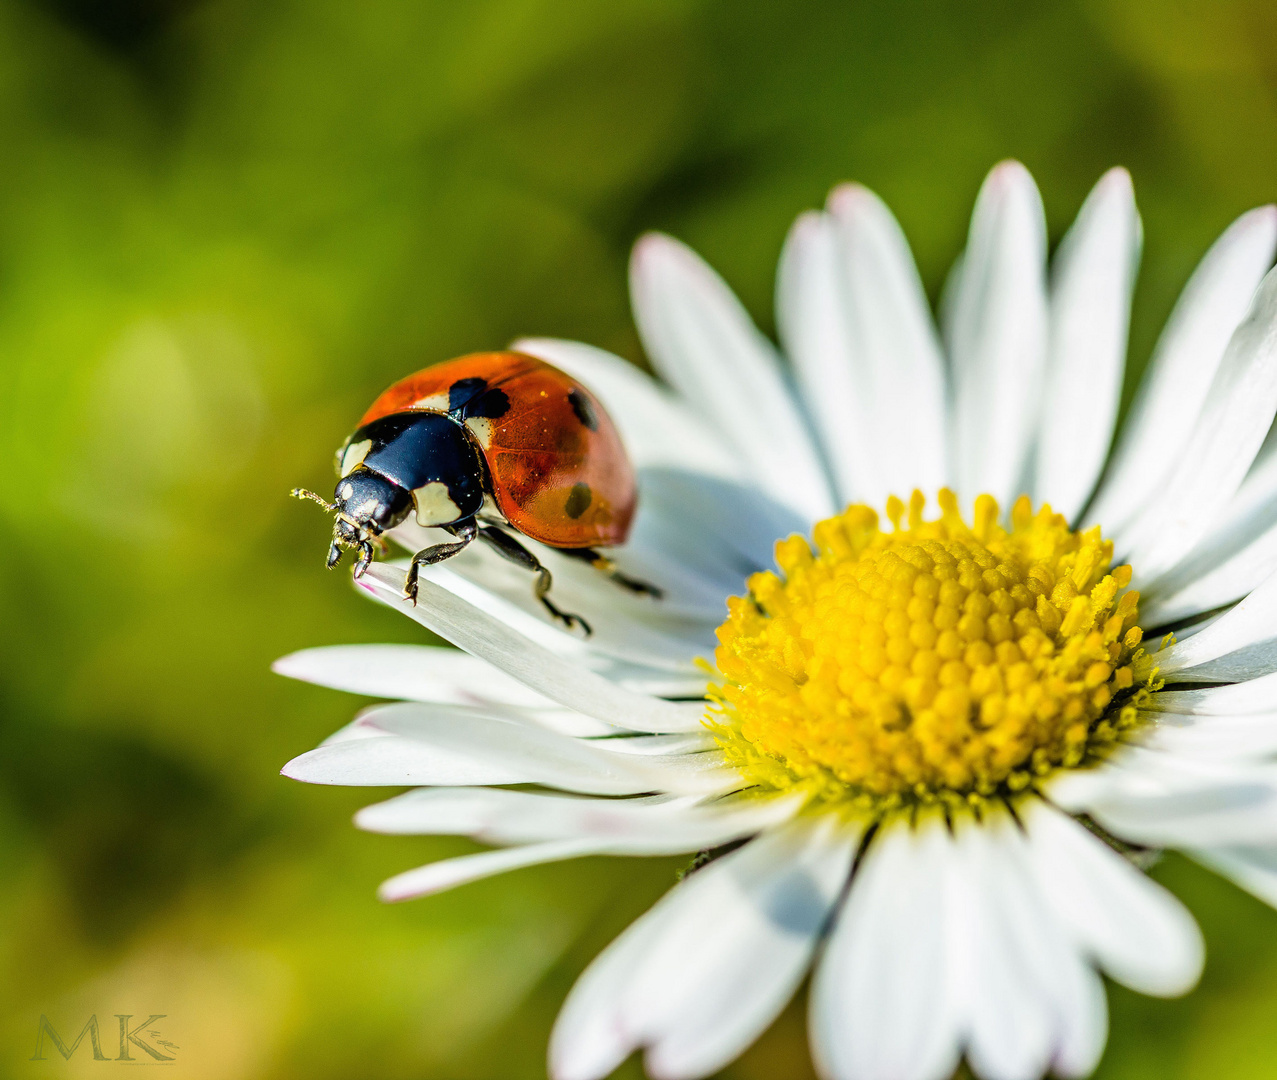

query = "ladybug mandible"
[{"left": 292, "top": 351, "right": 659, "bottom": 634}]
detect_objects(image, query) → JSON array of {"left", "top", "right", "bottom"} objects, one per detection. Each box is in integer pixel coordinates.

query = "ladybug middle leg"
[
  {"left": 475, "top": 525, "right": 592, "bottom": 636},
  {"left": 405, "top": 520, "right": 478, "bottom": 604}
]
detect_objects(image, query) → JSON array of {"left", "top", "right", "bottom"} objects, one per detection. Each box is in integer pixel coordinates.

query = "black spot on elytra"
[
  {"left": 466, "top": 387, "right": 510, "bottom": 419},
  {"left": 568, "top": 388, "right": 598, "bottom": 431},
  {"left": 565, "top": 482, "right": 592, "bottom": 519},
  {"left": 449, "top": 377, "right": 488, "bottom": 412}
]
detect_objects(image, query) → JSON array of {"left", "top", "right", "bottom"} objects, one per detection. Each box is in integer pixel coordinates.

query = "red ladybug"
[{"left": 293, "top": 351, "right": 657, "bottom": 633}]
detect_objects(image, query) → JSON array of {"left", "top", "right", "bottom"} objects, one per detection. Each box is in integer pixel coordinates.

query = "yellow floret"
[{"left": 709, "top": 489, "right": 1152, "bottom": 809}]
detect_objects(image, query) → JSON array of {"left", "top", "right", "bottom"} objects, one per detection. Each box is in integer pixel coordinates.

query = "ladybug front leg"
[
  {"left": 404, "top": 519, "right": 478, "bottom": 605},
  {"left": 475, "top": 525, "right": 592, "bottom": 636}
]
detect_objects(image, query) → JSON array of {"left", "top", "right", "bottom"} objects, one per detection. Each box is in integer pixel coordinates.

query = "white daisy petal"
[
  {"left": 379, "top": 839, "right": 603, "bottom": 902},
  {"left": 388, "top": 481, "right": 784, "bottom": 636},
  {"left": 511, "top": 336, "right": 744, "bottom": 482},
  {"left": 379, "top": 798, "right": 809, "bottom": 907},
  {"left": 1060, "top": 749, "right": 1277, "bottom": 848},
  {"left": 811, "top": 814, "right": 963, "bottom": 1080},
  {"left": 629, "top": 232, "right": 834, "bottom": 523},
  {"left": 417, "top": 552, "right": 717, "bottom": 674},
  {"left": 1142, "top": 710, "right": 1277, "bottom": 760},
  {"left": 1034, "top": 168, "right": 1141, "bottom": 523},
  {"left": 551, "top": 814, "right": 859, "bottom": 1080},
  {"left": 1152, "top": 668, "right": 1277, "bottom": 715},
  {"left": 1091, "top": 786, "right": 1277, "bottom": 848},
  {"left": 777, "top": 209, "right": 860, "bottom": 503},
  {"left": 378, "top": 529, "right": 719, "bottom": 674},
  {"left": 826, "top": 185, "right": 948, "bottom": 504},
  {"left": 281, "top": 732, "right": 527, "bottom": 787},
  {"left": 585, "top": 732, "right": 717, "bottom": 756},
  {"left": 1087, "top": 205, "right": 1277, "bottom": 534},
  {"left": 274, "top": 642, "right": 634, "bottom": 740},
  {"left": 1044, "top": 947, "right": 1109, "bottom": 1080},
  {"left": 956, "top": 808, "right": 1107, "bottom": 1080},
  {"left": 550, "top": 875, "right": 671, "bottom": 1080},
  {"left": 624, "top": 466, "right": 803, "bottom": 588},
  {"left": 1022, "top": 800, "right": 1203, "bottom": 997},
  {"left": 361, "top": 702, "right": 736, "bottom": 796},
  {"left": 1138, "top": 440, "right": 1277, "bottom": 625},
  {"left": 641, "top": 816, "right": 859, "bottom": 1080},
  {"left": 358, "top": 564, "right": 706, "bottom": 733},
  {"left": 358, "top": 785, "right": 798, "bottom": 852},
  {"left": 1118, "top": 265, "right": 1277, "bottom": 581},
  {"left": 954, "top": 818, "right": 1052, "bottom": 1080},
  {"left": 359, "top": 788, "right": 682, "bottom": 838},
  {"left": 778, "top": 186, "right": 947, "bottom": 507},
  {"left": 944, "top": 160, "right": 1049, "bottom": 509},
  {"left": 1147, "top": 564, "right": 1277, "bottom": 680},
  {"left": 274, "top": 643, "right": 554, "bottom": 707},
  {"left": 1142, "top": 530, "right": 1277, "bottom": 630}
]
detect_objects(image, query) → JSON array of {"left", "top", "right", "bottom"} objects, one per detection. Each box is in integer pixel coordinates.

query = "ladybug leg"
[
  {"left": 353, "top": 539, "right": 376, "bottom": 578},
  {"left": 476, "top": 525, "right": 592, "bottom": 636},
  {"left": 562, "top": 548, "right": 663, "bottom": 600},
  {"left": 404, "top": 519, "right": 478, "bottom": 605}
]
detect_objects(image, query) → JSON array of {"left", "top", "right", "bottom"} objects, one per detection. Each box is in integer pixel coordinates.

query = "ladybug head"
[
  {"left": 293, "top": 411, "right": 486, "bottom": 578},
  {"left": 291, "top": 466, "right": 413, "bottom": 577}
]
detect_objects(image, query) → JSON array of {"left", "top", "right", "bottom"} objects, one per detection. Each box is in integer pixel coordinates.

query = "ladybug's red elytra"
[{"left": 292, "top": 351, "right": 660, "bottom": 634}]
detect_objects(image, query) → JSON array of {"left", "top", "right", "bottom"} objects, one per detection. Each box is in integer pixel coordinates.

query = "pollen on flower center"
[{"left": 710, "top": 489, "right": 1150, "bottom": 806}]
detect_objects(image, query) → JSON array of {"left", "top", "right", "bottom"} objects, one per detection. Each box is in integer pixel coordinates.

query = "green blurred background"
[{"left": 3, "top": 0, "right": 1277, "bottom": 1076}]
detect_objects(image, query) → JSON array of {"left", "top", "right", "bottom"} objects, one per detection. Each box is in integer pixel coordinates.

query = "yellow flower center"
[{"left": 710, "top": 490, "right": 1150, "bottom": 809}]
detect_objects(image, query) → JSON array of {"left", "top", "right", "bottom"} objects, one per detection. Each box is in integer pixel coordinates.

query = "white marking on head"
[
  {"left": 340, "top": 482, "right": 355, "bottom": 500},
  {"left": 340, "top": 438, "right": 373, "bottom": 477},
  {"left": 412, "top": 392, "right": 450, "bottom": 412},
  {"left": 413, "top": 481, "right": 462, "bottom": 526},
  {"left": 464, "top": 416, "right": 494, "bottom": 450}
]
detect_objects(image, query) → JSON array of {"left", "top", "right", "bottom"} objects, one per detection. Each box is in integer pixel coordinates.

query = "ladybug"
[{"left": 292, "top": 351, "right": 659, "bottom": 633}]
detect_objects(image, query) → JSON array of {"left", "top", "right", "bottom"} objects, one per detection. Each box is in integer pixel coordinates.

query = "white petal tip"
[
  {"left": 1149, "top": 930, "right": 1206, "bottom": 998},
  {"left": 1243, "top": 203, "right": 1277, "bottom": 231},
  {"left": 990, "top": 157, "right": 1031, "bottom": 183},
  {"left": 788, "top": 207, "right": 826, "bottom": 238},
  {"left": 279, "top": 756, "right": 318, "bottom": 783},
  {"left": 826, "top": 181, "right": 874, "bottom": 215},
  {"left": 1097, "top": 165, "right": 1134, "bottom": 193},
  {"left": 631, "top": 231, "right": 685, "bottom": 269},
  {"left": 271, "top": 652, "right": 305, "bottom": 678},
  {"left": 352, "top": 806, "right": 380, "bottom": 831},
  {"left": 377, "top": 868, "right": 441, "bottom": 903}
]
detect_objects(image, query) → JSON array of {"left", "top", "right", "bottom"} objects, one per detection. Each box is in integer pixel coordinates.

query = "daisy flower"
[{"left": 278, "top": 160, "right": 1277, "bottom": 1080}]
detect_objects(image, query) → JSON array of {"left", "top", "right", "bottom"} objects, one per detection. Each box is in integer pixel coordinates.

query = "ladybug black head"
[
  {"left": 332, "top": 466, "right": 414, "bottom": 535},
  {"left": 291, "top": 467, "right": 411, "bottom": 577},
  {"left": 293, "top": 410, "right": 486, "bottom": 578}
]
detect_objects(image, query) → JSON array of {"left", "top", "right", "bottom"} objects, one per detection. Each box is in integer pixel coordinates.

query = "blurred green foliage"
[{"left": 3, "top": 0, "right": 1277, "bottom": 1076}]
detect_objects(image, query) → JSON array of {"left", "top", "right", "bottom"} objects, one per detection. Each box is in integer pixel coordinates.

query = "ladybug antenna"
[{"left": 291, "top": 487, "right": 337, "bottom": 514}]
